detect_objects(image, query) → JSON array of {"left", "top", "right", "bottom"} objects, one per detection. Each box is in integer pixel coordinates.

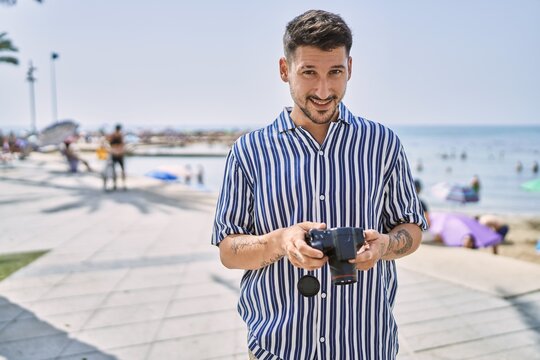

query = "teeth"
[{"left": 311, "top": 98, "right": 331, "bottom": 105}]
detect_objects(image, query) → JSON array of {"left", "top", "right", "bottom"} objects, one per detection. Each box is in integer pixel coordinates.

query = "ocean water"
[{"left": 128, "top": 125, "right": 540, "bottom": 216}]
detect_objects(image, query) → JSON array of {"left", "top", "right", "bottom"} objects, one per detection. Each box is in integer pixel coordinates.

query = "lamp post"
[
  {"left": 51, "top": 52, "right": 59, "bottom": 123},
  {"left": 26, "top": 61, "right": 37, "bottom": 135}
]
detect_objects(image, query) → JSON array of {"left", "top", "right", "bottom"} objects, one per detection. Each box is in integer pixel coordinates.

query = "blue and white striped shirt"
[{"left": 212, "top": 103, "right": 426, "bottom": 360}]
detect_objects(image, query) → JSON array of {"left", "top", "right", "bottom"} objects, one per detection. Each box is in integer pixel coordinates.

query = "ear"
[
  {"left": 347, "top": 56, "right": 353, "bottom": 80},
  {"left": 279, "top": 57, "right": 289, "bottom": 82}
]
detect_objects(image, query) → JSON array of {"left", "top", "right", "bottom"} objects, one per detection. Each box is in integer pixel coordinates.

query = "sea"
[{"left": 127, "top": 125, "right": 540, "bottom": 216}]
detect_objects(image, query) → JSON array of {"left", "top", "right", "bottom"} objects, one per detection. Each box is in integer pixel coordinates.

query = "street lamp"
[
  {"left": 26, "top": 61, "right": 37, "bottom": 135},
  {"left": 51, "top": 52, "right": 59, "bottom": 123}
]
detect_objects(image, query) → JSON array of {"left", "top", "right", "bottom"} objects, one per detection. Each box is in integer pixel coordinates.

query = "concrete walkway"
[{"left": 1, "top": 155, "right": 539, "bottom": 360}]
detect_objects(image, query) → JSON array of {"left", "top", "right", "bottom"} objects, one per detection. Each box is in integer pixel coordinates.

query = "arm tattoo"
[
  {"left": 385, "top": 229, "right": 413, "bottom": 256},
  {"left": 231, "top": 236, "right": 267, "bottom": 255},
  {"left": 260, "top": 254, "right": 284, "bottom": 267}
]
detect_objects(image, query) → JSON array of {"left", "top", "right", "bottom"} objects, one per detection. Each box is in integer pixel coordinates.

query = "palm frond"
[
  {"left": 0, "top": 33, "right": 19, "bottom": 52},
  {"left": 0, "top": 56, "right": 19, "bottom": 65}
]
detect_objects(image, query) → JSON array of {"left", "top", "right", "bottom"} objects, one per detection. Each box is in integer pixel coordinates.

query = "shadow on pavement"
[
  {"left": 0, "top": 171, "right": 216, "bottom": 215},
  {"left": 0, "top": 296, "right": 117, "bottom": 360}
]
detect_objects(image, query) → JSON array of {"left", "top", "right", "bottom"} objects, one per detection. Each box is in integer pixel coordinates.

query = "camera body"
[{"left": 306, "top": 227, "right": 365, "bottom": 285}]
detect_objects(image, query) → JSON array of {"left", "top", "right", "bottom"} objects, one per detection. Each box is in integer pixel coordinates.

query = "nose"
[{"left": 314, "top": 78, "right": 331, "bottom": 100}]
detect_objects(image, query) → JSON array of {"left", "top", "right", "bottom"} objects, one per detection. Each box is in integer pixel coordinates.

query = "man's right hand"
[{"left": 279, "top": 222, "right": 328, "bottom": 270}]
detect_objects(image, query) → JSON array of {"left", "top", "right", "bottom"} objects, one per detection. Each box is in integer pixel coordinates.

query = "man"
[
  {"left": 212, "top": 10, "right": 426, "bottom": 359},
  {"left": 106, "top": 124, "right": 126, "bottom": 190}
]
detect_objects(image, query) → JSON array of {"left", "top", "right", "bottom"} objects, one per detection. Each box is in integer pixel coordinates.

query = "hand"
[
  {"left": 280, "top": 222, "right": 328, "bottom": 270},
  {"left": 349, "top": 229, "right": 390, "bottom": 271}
]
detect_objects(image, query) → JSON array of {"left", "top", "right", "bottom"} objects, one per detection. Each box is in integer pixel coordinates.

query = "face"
[{"left": 280, "top": 46, "right": 352, "bottom": 127}]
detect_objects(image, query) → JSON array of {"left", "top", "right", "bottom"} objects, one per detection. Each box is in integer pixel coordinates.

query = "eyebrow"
[{"left": 300, "top": 65, "right": 347, "bottom": 70}]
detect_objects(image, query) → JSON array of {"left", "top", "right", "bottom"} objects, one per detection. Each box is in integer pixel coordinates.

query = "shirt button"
[
  {"left": 321, "top": 292, "right": 327, "bottom": 299},
  {"left": 319, "top": 195, "right": 325, "bottom": 201},
  {"left": 320, "top": 337, "right": 325, "bottom": 343},
  {"left": 318, "top": 151, "right": 324, "bottom": 156}
]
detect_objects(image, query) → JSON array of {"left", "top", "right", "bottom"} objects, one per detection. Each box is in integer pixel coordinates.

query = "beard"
[{"left": 291, "top": 90, "right": 341, "bottom": 125}]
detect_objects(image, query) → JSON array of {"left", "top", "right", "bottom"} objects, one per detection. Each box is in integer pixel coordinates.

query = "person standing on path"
[
  {"left": 106, "top": 124, "right": 127, "bottom": 190},
  {"left": 212, "top": 10, "right": 427, "bottom": 359}
]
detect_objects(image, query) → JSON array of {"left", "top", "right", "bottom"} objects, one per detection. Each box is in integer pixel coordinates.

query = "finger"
[
  {"left": 363, "top": 229, "right": 380, "bottom": 242},
  {"left": 302, "top": 256, "right": 328, "bottom": 271},
  {"left": 297, "top": 222, "right": 327, "bottom": 231},
  {"left": 296, "top": 240, "right": 324, "bottom": 259},
  {"left": 349, "top": 249, "right": 374, "bottom": 263}
]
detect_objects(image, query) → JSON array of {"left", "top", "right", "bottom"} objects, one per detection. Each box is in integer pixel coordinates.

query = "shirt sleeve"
[
  {"left": 381, "top": 144, "right": 428, "bottom": 233},
  {"left": 211, "top": 149, "right": 254, "bottom": 246}
]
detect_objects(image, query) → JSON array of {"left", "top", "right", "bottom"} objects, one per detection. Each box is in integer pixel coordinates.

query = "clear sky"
[{"left": 1, "top": 0, "right": 539, "bottom": 132}]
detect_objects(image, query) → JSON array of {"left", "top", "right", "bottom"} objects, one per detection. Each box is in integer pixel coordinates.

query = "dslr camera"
[{"left": 306, "top": 227, "right": 365, "bottom": 285}]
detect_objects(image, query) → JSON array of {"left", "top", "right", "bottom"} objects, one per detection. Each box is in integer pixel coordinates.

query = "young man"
[{"left": 212, "top": 10, "right": 426, "bottom": 359}]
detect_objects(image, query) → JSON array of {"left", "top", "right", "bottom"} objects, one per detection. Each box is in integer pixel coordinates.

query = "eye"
[
  {"left": 302, "top": 70, "right": 316, "bottom": 76},
  {"left": 330, "top": 69, "right": 343, "bottom": 76}
]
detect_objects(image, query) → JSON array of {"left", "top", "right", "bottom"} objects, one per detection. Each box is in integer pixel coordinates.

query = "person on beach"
[
  {"left": 470, "top": 174, "right": 481, "bottom": 194},
  {"left": 212, "top": 10, "right": 427, "bottom": 359},
  {"left": 60, "top": 137, "right": 92, "bottom": 173},
  {"left": 105, "top": 124, "right": 127, "bottom": 190}
]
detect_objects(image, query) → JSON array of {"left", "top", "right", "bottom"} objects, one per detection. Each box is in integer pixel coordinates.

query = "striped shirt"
[{"left": 212, "top": 103, "right": 427, "bottom": 360}]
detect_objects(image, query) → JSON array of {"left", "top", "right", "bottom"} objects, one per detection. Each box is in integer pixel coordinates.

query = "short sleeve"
[
  {"left": 211, "top": 149, "right": 254, "bottom": 246},
  {"left": 381, "top": 144, "right": 428, "bottom": 232}
]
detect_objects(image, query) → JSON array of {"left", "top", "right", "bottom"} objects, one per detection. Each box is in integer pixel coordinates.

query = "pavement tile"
[
  {"left": 0, "top": 285, "right": 51, "bottom": 303},
  {"left": 40, "top": 281, "right": 117, "bottom": 300},
  {"left": 64, "top": 320, "right": 161, "bottom": 355},
  {"left": 173, "top": 282, "right": 237, "bottom": 300},
  {"left": 20, "top": 294, "right": 107, "bottom": 318},
  {"left": 0, "top": 302, "right": 25, "bottom": 322},
  {"left": 470, "top": 345, "right": 540, "bottom": 360},
  {"left": 414, "top": 329, "right": 540, "bottom": 359},
  {"left": 116, "top": 268, "right": 185, "bottom": 291},
  {"left": 165, "top": 294, "right": 238, "bottom": 318},
  {"left": 84, "top": 301, "right": 169, "bottom": 330},
  {"left": 155, "top": 310, "right": 244, "bottom": 341},
  {"left": 0, "top": 274, "right": 65, "bottom": 291},
  {"left": 395, "top": 296, "right": 510, "bottom": 325},
  {"left": 0, "top": 314, "right": 74, "bottom": 342},
  {"left": 147, "top": 329, "right": 246, "bottom": 360},
  {"left": 0, "top": 333, "right": 71, "bottom": 360},
  {"left": 103, "top": 287, "right": 176, "bottom": 308}
]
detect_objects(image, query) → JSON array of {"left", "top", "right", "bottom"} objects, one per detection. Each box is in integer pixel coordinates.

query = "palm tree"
[
  {"left": 0, "top": 32, "right": 19, "bottom": 65},
  {"left": 0, "top": 1, "right": 42, "bottom": 4}
]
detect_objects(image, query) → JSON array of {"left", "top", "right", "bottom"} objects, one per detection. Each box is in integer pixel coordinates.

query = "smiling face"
[{"left": 280, "top": 45, "right": 352, "bottom": 129}]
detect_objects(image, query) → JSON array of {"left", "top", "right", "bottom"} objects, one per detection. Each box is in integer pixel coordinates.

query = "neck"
[{"left": 290, "top": 107, "right": 336, "bottom": 145}]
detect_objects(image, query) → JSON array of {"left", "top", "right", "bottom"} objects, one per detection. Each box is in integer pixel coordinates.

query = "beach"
[{"left": 1, "top": 152, "right": 540, "bottom": 359}]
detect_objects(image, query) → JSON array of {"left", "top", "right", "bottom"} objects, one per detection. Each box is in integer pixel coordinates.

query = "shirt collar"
[{"left": 273, "top": 102, "right": 353, "bottom": 134}]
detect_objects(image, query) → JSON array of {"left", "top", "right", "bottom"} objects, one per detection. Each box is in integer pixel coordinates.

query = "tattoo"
[
  {"left": 385, "top": 229, "right": 413, "bottom": 256},
  {"left": 231, "top": 236, "right": 267, "bottom": 255},
  {"left": 260, "top": 254, "right": 284, "bottom": 267}
]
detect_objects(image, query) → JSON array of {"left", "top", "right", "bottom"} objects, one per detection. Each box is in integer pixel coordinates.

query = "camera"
[{"left": 306, "top": 227, "right": 365, "bottom": 285}]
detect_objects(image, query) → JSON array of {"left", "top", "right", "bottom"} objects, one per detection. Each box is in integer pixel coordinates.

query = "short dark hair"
[{"left": 283, "top": 10, "right": 353, "bottom": 60}]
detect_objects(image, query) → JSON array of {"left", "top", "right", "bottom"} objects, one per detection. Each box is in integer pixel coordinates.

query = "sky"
[{"left": 1, "top": 0, "right": 539, "bottom": 133}]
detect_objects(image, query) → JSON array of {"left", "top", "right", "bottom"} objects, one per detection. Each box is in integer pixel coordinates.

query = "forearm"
[
  {"left": 381, "top": 223, "right": 422, "bottom": 260},
  {"left": 219, "top": 230, "right": 285, "bottom": 270}
]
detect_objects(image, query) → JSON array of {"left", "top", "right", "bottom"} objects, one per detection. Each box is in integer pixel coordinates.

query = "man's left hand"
[{"left": 348, "top": 230, "right": 389, "bottom": 271}]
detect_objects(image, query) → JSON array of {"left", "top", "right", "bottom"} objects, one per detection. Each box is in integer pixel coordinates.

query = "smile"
[{"left": 309, "top": 97, "right": 333, "bottom": 106}]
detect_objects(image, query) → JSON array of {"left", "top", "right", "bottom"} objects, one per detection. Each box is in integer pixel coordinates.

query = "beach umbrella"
[
  {"left": 521, "top": 179, "right": 540, "bottom": 192},
  {"left": 145, "top": 170, "right": 178, "bottom": 181},
  {"left": 446, "top": 185, "right": 479, "bottom": 203},
  {"left": 39, "top": 120, "right": 78, "bottom": 146},
  {"left": 429, "top": 212, "right": 502, "bottom": 248}
]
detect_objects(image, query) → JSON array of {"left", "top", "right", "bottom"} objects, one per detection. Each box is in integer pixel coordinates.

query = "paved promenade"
[{"left": 1, "top": 155, "right": 539, "bottom": 360}]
